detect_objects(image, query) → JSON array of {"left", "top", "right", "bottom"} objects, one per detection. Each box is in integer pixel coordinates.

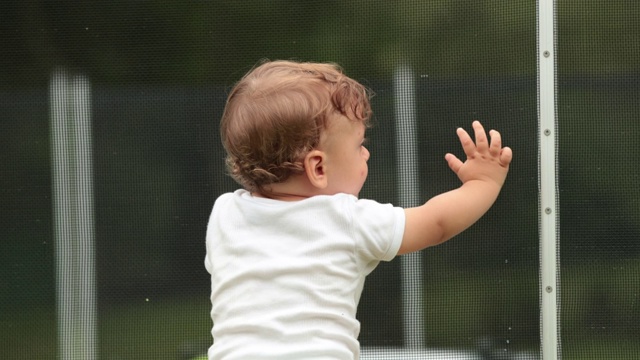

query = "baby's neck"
[
  {"left": 252, "top": 190, "right": 310, "bottom": 202},
  {"left": 254, "top": 176, "right": 325, "bottom": 201}
]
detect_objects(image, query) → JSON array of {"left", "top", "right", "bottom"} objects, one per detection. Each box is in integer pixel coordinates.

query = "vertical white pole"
[
  {"left": 51, "top": 69, "right": 98, "bottom": 360},
  {"left": 538, "top": 0, "right": 560, "bottom": 359},
  {"left": 51, "top": 68, "right": 74, "bottom": 360},
  {"left": 394, "top": 64, "right": 425, "bottom": 349},
  {"left": 72, "top": 73, "right": 98, "bottom": 360}
]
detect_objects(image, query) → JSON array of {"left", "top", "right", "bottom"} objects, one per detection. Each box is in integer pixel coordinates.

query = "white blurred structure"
[{"left": 50, "top": 69, "right": 98, "bottom": 360}]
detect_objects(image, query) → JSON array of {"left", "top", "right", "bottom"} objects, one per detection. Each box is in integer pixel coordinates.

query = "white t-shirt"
[{"left": 205, "top": 189, "right": 405, "bottom": 359}]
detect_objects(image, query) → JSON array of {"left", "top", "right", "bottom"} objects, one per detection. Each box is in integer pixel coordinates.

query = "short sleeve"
[{"left": 347, "top": 197, "right": 405, "bottom": 263}]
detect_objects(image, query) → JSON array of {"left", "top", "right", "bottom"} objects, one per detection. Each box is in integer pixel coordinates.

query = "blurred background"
[{"left": 1, "top": 1, "right": 638, "bottom": 359}]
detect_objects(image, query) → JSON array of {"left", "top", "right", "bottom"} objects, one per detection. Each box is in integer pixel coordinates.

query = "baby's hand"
[{"left": 445, "top": 121, "right": 512, "bottom": 187}]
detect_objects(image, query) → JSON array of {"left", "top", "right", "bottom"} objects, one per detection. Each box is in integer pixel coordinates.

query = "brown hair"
[{"left": 220, "top": 60, "right": 373, "bottom": 192}]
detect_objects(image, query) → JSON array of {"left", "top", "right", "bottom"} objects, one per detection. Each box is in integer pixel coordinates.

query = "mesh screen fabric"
[
  {"left": 557, "top": 2, "right": 640, "bottom": 358},
  {"left": 3, "top": 1, "right": 638, "bottom": 359},
  {"left": 2, "top": 1, "right": 540, "bottom": 358}
]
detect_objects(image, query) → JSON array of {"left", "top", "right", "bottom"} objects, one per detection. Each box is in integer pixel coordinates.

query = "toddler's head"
[{"left": 221, "top": 60, "right": 373, "bottom": 192}]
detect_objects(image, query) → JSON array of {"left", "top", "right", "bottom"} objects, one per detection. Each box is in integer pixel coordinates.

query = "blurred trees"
[
  {"left": 1, "top": 0, "right": 638, "bottom": 284},
  {"left": 1, "top": 0, "right": 639, "bottom": 305},
  {"left": 1, "top": 1, "right": 538, "bottom": 87},
  {"left": 3, "top": 1, "right": 639, "bottom": 86}
]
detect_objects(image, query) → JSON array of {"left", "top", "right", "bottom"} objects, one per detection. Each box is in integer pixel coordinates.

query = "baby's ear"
[{"left": 304, "top": 150, "right": 328, "bottom": 189}]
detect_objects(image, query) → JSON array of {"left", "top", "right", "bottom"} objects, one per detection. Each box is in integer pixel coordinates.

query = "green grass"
[
  {"left": 99, "top": 296, "right": 211, "bottom": 359},
  {"left": 3, "top": 262, "right": 639, "bottom": 359},
  {"left": 0, "top": 296, "right": 211, "bottom": 359},
  {"left": 0, "top": 305, "right": 57, "bottom": 359},
  {"left": 562, "top": 335, "right": 640, "bottom": 360}
]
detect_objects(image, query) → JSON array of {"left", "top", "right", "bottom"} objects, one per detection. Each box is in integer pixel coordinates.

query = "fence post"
[
  {"left": 394, "top": 64, "right": 425, "bottom": 349},
  {"left": 538, "top": 0, "right": 560, "bottom": 358},
  {"left": 50, "top": 69, "right": 98, "bottom": 360}
]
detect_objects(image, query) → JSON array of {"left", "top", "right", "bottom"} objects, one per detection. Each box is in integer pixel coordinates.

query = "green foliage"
[
  {"left": 558, "top": 2, "right": 640, "bottom": 75},
  {"left": 3, "top": 1, "right": 638, "bottom": 86}
]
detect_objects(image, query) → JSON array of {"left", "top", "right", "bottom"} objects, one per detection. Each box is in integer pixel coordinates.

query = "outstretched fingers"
[
  {"left": 472, "top": 121, "right": 489, "bottom": 153},
  {"left": 488, "top": 129, "right": 502, "bottom": 157},
  {"left": 455, "top": 121, "right": 512, "bottom": 167},
  {"left": 488, "top": 128, "right": 513, "bottom": 166},
  {"left": 457, "top": 121, "right": 489, "bottom": 159},
  {"left": 447, "top": 121, "right": 512, "bottom": 184},
  {"left": 456, "top": 126, "right": 477, "bottom": 159}
]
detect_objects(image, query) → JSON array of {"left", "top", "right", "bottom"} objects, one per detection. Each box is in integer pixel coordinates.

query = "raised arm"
[{"left": 398, "top": 121, "right": 512, "bottom": 255}]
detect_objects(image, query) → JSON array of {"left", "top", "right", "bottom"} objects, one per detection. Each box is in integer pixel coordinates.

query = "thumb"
[
  {"left": 500, "top": 147, "right": 513, "bottom": 166},
  {"left": 445, "top": 153, "right": 463, "bottom": 174}
]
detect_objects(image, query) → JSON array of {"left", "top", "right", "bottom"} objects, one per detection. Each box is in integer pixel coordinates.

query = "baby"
[{"left": 205, "top": 60, "right": 512, "bottom": 359}]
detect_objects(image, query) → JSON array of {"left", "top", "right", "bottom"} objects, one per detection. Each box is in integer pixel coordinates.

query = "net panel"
[
  {"left": 557, "top": 1, "right": 640, "bottom": 359},
  {"left": 5, "top": 1, "right": 621, "bottom": 359}
]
